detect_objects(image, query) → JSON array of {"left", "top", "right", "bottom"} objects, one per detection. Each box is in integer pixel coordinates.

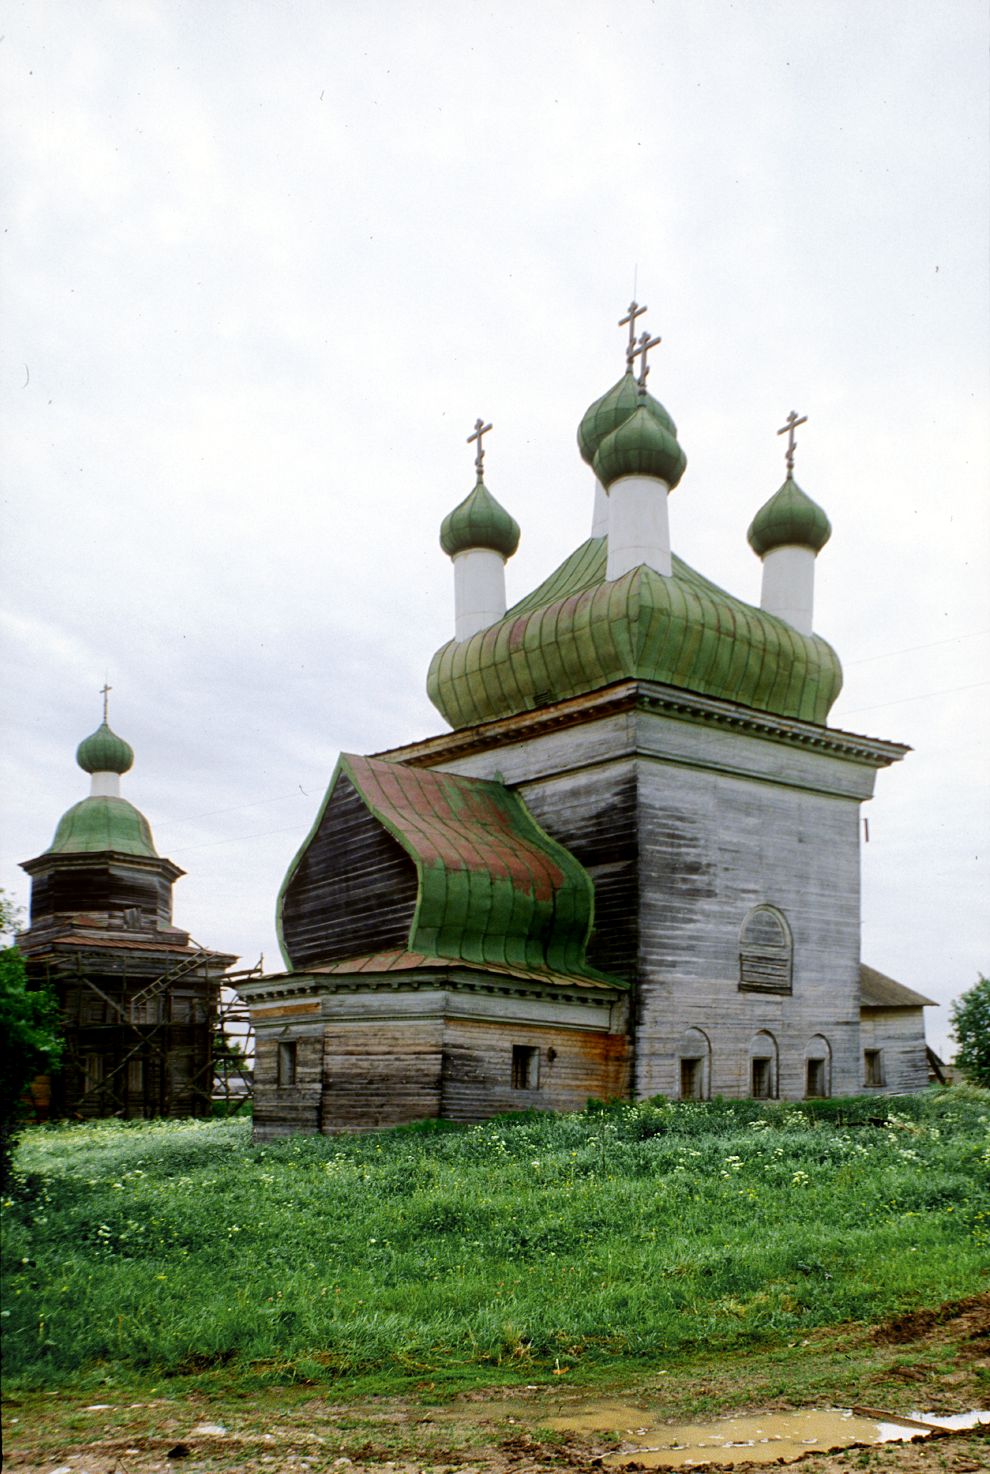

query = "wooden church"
[
  {"left": 240, "top": 306, "right": 933, "bottom": 1136},
  {"left": 18, "top": 699, "right": 237, "bottom": 1120}
]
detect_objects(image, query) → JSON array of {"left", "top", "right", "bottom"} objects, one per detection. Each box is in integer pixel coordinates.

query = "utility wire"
[
  {"left": 845, "top": 629, "right": 990, "bottom": 666},
  {"left": 835, "top": 679, "right": 990, "bottom": 717}
]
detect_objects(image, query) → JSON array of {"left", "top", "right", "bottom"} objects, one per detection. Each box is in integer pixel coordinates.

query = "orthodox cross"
[
  {"left": 634, "top": 329, "right": 662, "bottom": 389},
  {"left": 777, "top": 410, "right": 808, "bottom": 477},
  {"left": 467, "top": 417, "right": 493, "bottom": 479},
  {"left": 619, "top": 299, "right": 648, "bottom": 370},
  {"left": 100, "top": 681, "right": 112, "bottom": 724}
]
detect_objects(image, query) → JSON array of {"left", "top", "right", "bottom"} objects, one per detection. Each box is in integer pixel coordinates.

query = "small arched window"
[
  {"left": 678, "top": 1027, "right": 711, "bottom": 1101},
  {"left": 739, "top": 905, "right": 793, "bottom": 994}
]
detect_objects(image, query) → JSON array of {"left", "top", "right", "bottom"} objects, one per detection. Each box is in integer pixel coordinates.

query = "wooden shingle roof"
[{"left": 860, "top": 963, "right": 936, "bottom": 1009}]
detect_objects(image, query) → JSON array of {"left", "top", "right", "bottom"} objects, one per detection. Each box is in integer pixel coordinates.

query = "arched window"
[
  {"left": 749, "top": 1030, "right": 779, "bottom": 1099},
  {"left": 804, "top": 1035, "right": 832, "bottom": 1098},
  {"left": 678, "top": 1027, "right": 711, "bottom": 1101},
  {"left": 739, "top": 906, "right": 793, "bottom": 994}
]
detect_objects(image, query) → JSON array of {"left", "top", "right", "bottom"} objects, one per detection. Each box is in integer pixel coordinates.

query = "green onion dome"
[
  {"left": 48, "top": 796, "right": 158, "bottom": 857},
  {"left": 577, "top": 371, "right": 685, "bottom": 471},
  {"left": 747, "top": 477, "right": 832, "bottom": 556},
  {"left": 577, "top": 372, "right": 643, "bottom": 464},
  {"left": 592, "top": 403, "right": 688, "bottom": 491},
  {"left": 76, "top": 721, "right": 134, "bottom": 775},
  {"left": 440, "top": 478, "right": 521, "bottom": 559}
]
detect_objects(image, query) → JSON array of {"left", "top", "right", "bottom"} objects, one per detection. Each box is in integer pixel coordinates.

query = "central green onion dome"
[
  {"left": 440, "top": 478, "right": 521, "bottom": 559},
  {"left": 747, "top": 476, "right": 832, "bottom": 556},
  {"left": 47, "top": 796, "right": 158, "bottom": 857},
  {"left": 592, "top": 403, "right": 688, "bottom": 490},
  {"left": 577, "top": 372, "right": 686, "bottom": 489},
  {"left": 76, "top": 721, "right": 134, "bottom": 775}
]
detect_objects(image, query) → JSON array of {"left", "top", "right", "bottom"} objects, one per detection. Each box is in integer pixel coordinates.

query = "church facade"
[{"left": 240, "top": 308, "right": 931, "bottom": 1136}]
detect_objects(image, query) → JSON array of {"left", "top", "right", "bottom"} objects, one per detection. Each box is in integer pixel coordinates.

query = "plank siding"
[
  {"left": 281, "top": 776, "right": 418, "bottom": 968},
  {"left": 860, "top": 1008, "right": 929, "bottom": 1093},
  {"left": 318, "top": 1021, "right": 443, "bottom": 1132},
  {"left": 29, "top": 862, "right": 173, "bottom": 927},
  {"left": 442, "top": 1017, "right": 629, "bottom": 1120},
  {"left": 635, "top": 760, "right": 864, "bottom": 1100},
  {"left": 253, "top": 1033, "right": 324, "bottom": 1137},
  {"left": 514, "top": 763, "right": 639, "bottom": 982}
]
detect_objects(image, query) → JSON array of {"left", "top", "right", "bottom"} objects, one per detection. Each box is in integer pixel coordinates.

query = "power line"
[
  {"left": 835, "top": 679, "right": 990, "bottom": 718},
  {"left": 846, "top": 629, "right": 990, "bottom": 666},
  {"left": 170, "top": 824, "right": 304, "bottom": 855}
]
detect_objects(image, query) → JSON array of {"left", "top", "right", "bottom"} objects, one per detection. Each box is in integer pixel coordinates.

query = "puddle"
[{"left": 540, "top": 1404, "right": 990, "bottom": 1469}]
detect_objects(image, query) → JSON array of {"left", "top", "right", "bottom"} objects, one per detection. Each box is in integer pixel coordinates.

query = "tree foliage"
[
  {"left": 950, "top": 974, "right": 990, "bottom": 1088},
  {"left": 0, "top": 890, "right": 63, "bottom": 1186}
]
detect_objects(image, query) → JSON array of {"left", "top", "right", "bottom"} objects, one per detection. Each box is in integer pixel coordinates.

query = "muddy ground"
[{"left": 3, "top": 1297, "right": 988, "bottom": 1474}]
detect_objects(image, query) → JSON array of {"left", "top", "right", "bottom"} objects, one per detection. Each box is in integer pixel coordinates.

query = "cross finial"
[
  {"left": 619, "top": 300, "right": 648, "bottom": 370},
  {"left": 100, "top": 681, "right": 112, "bottom": 724},
  {"left": 634, "top": 329, "right": 662, "bottom": 390},
  {"left": 467, "top": 417, "right": 492, "bottom": 480},
  {"left": 777, "top": 410, "right": 808, "bottom": 477}
]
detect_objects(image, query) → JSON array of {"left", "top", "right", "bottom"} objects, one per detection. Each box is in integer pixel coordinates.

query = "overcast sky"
[{"left": 2, "top": 0, "right": 987, "bottom": 1058}]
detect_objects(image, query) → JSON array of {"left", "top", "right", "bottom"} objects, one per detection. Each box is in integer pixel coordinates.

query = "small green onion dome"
[
  {"left": 592, "top": 403, "right": 688, "bottom": 491},
  {"left": 76, "top": 721, "right": 134, "bottom": 775},
  {"left": 747, "top": 477, "right": 832, "bottom": 556},
  {"left": 47, "top": 796, "right": 158, "bottom": 857},
  {"left": 440, "top": 479, "right": 521, "bottom": 560}
]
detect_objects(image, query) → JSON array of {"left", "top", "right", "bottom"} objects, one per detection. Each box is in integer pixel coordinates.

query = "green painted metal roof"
[
  {"left": 440, "top": 478, "right": 521, "bottom": 559},
  {"left": 76, "top": 722, "right": 134, "bottom": 775},
  {"left": 278, "top": 753, "right": 618, "bottom": 984},
  {"left": 748, "top": 476, "right": 832, "bottom": 555},
  {"left": 427, "top": 535, "right": 843, "bottom": 728},
  {"left": 47, "top": 796, "right": 158, "bottom": 858}
]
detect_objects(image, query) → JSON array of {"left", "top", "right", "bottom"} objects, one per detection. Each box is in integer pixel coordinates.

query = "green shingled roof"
[
  {"left": 47, "top": 796, "right": 158, "bottom": 857},
  {"left": 427, "top": 535, "right": 843, "bottom": 728},
  {"left": 748, "top": 476, "right": 832, "bottom": 555},
  {"left": 440, "top": 478, "right": 521, "bottom": 559},
  {"left": 278, "top": 753, "right": 617, "bottom": 985}
]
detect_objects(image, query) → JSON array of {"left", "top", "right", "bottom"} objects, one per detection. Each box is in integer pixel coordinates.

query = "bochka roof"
[
  {"left": 278, "top": 753, "right": 621, "bottom": 987},
  {"left": 860, "top": 963, "right": 936, "bottom": 1009}
]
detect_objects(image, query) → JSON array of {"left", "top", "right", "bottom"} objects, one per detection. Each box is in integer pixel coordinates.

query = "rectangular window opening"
[
  {"left": 805, "top": 1058, "right": 827, "bottom": 1098},
  {"left": 127, "top": 1059, "right": 145, "bottom": 1094},
  {"left": 751, "top": 1057, "right": 774, "bottom": 1099},
  {"left": 864, "top": 1049, "right": 885, "bottom": 1087},
  {"left": 277, "top": 1040, "right": 298, "bottom": 1087},
  {"left": 680, "top": 1057, "right": 704, "bottom": 1101},
  {"left": 511, "top": 1044, "right": 540, "bottom": 1090}
]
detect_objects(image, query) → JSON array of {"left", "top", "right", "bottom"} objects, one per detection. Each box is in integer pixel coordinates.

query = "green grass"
[{"left": 2, "top": 1089, "right": 988, "bottom": 1395}]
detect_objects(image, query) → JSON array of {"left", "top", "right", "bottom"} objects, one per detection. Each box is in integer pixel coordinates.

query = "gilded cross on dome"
[
  {"left": 467, "top": 418, "right": 493, "bottom": 480},
  {"left": 777, "top": 410, "right": 808, "bottom": 477},
  {"left": 619, "top": 299, "right": 648, "bottom": 370}
]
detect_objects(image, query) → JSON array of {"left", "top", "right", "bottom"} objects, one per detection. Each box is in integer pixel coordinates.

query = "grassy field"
[{"left": 2, "top": 1089, "right": 988, "bottom": 1401}]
